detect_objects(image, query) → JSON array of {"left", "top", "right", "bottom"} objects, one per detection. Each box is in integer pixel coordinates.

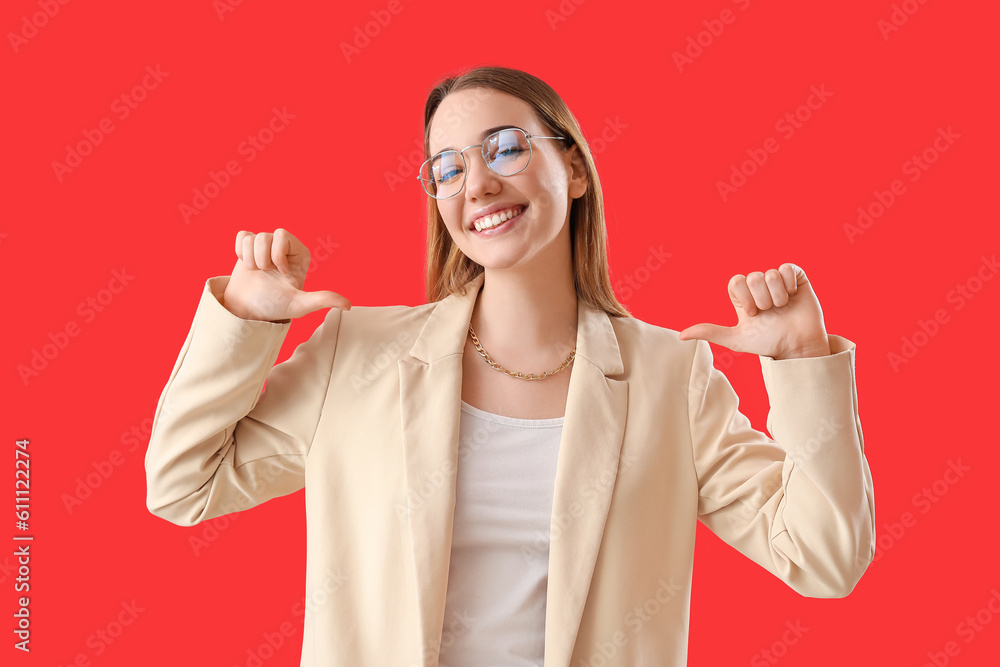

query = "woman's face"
[{"left": 427, "top": 87, "right": 588, "bottom": 273}]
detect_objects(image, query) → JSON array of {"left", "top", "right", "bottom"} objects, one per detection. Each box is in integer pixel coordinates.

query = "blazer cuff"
[
  {"left": 756, "top": 334, "right": 862, "bottom": 455},
  {"left": 181, "top": 276, "right": 292, "bottom": 382},
  {"left": 203, "top": 275, "right": 295, "bottom": 327}
]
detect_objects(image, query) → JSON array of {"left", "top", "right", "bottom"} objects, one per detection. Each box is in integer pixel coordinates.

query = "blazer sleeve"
[
  {"left": 689, "top": 334, "right": 875, "bottom": 598},
  {"left": 144, "top": 275, "right": 342, "bottom": 527}
]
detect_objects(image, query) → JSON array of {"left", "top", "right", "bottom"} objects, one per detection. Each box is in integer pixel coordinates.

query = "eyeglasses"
[{"left": 416, "top": 127, "right": 566, "bottom": 199}]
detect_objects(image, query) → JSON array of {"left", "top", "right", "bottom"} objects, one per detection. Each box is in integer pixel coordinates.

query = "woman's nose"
[{"left": 462, "top": 150, "right": 501, "bottom": 199}]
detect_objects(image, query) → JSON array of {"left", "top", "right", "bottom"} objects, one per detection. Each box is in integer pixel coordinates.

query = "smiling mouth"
[{"left": 472, "top": 205, "right": 525, "bottom": 233}]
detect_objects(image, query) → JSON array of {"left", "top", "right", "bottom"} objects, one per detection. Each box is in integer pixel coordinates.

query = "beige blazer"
[{"left": 145, "top": 271, "right": 875, "bottom": 666}]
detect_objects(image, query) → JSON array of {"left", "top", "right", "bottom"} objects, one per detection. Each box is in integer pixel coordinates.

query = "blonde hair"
[{"left": 422, "top": 65, "right": 632, "bottom": 319}]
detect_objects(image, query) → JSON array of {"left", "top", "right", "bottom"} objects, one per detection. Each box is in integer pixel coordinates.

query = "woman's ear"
[{"left": 567, "top": 143, "right": 589, "bottom": 200}]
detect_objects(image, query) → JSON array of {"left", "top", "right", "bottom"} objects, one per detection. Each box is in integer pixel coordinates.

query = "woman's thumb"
[
  {"left": 291, "top": 289, "right": 352, "bottom": 318},
  {"left": 678, "top": 322, "right": 733, "bottom": 348}
]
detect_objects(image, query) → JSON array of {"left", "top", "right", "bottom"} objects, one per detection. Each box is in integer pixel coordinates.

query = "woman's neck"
[{"left": 469, "top": 260, "right": 578, "bottom": 368}]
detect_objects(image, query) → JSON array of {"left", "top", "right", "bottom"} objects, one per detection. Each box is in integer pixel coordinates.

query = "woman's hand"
[
  {"left": 678, "top": 263, "right": 831, "bottom": 359},
  {"left": 221, "top": 228, "right": 352, "bottom": 323}
]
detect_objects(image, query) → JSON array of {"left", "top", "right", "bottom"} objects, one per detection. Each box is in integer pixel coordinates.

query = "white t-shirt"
[{"left": 437, "top": 400, "right": 564, "bottom": 667}]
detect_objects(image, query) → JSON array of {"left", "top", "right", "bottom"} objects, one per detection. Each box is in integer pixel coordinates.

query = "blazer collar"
[{"left": 399, "top": 270, "right": 629, "bottom": 667}]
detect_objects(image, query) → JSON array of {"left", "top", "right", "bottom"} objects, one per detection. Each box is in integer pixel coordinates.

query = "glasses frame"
[{"left": 416, "top": 127, "right": 566, "bottom": 199}]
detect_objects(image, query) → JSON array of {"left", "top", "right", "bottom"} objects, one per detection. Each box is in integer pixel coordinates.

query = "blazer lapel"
[{"left": 398, "top": 271, "right": 629, "bottom": 667}]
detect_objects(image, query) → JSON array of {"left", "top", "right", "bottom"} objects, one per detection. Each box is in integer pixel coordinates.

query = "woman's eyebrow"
[{"left": 436, "top": 124, "right": 522, "bottom": 153}]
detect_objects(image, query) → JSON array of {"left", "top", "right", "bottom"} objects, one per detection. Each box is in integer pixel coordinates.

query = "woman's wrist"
[{"left": 773, "top": 335, "right": 832, "bottom": 360}]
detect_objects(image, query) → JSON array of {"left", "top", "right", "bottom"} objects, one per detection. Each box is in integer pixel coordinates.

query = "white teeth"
[{"left": 473, "top": 206, "right": 522, "bottom": 232}]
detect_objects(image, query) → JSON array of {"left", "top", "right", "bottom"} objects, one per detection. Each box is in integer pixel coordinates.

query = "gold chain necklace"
[{"left": 468, "top": 324, "right": 576, "bottom": 381}]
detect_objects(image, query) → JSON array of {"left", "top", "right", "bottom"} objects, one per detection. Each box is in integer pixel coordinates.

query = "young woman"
[{"left": 145, "top": 66, "right": 875, "bottom": 667}]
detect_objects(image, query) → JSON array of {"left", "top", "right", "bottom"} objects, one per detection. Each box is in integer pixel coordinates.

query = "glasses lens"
[
  {"left": 484, "top": 128, "right": 530, "bottom": 176},
  {"left": 420, "top": 151, "right": 465, "bottom": 198}
]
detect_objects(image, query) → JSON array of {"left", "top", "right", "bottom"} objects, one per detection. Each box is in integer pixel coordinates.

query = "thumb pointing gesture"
[
  {"left": 223, "top": 228, "right": 352, "bottom": 323},
  {"left": 678, "top": 263, "right": 831, "bottom": 360},
  {"left": 282, "top": 287, "right": 353, "bottom": 321}
]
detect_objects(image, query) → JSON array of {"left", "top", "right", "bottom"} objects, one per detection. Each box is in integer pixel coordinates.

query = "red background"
[{"left": 5, "top": 0, "right": 998, "bottom": 665}]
